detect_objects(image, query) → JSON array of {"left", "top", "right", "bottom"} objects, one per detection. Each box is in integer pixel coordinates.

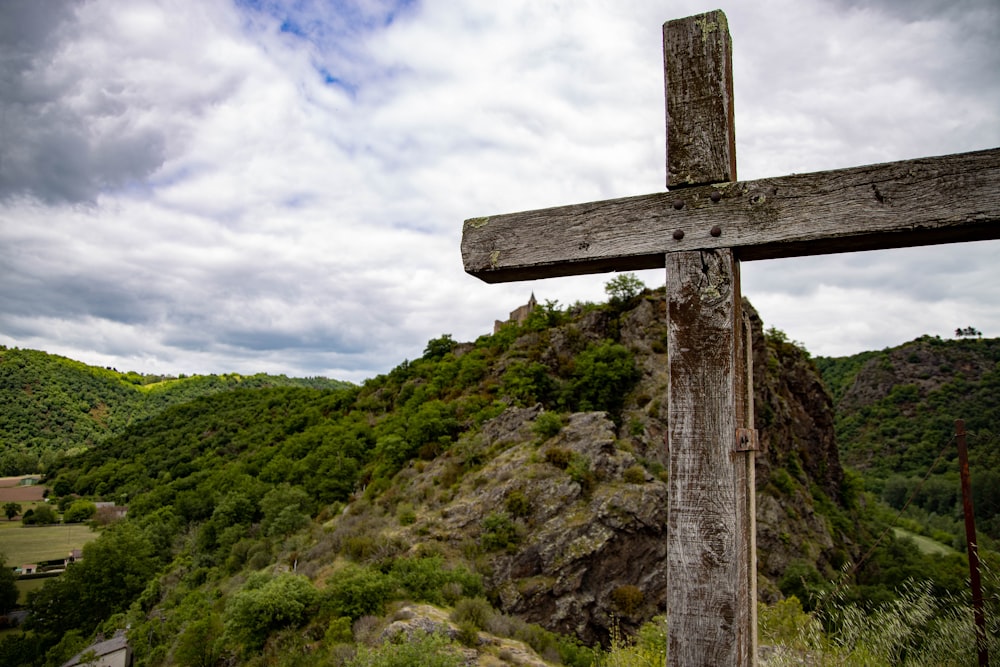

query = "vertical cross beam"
[{"left": 663, "top": 11, "right": 756, "bottom": 666}]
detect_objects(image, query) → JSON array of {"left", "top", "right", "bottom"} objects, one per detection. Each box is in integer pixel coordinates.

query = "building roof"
[{"left": 62, "top": 630, "right": 130, "bottom": 667}]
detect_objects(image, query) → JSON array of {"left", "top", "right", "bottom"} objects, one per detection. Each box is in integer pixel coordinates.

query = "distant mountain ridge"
[
  {"left": 0, "top": 345, "right": 352, "bottom": 474},
  {"left": 816, "top": 334, "right": 1000, "bottom": 545}
]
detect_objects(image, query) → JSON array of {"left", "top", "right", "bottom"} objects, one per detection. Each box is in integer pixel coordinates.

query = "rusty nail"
[
  {"left": 710, "top": 190, "right": 722, "bottom": 203},
  {"left": 673, "top": 199, "right": 684, "bottom": 210},
  {"left": 710, "top": 225, "right": 722, "bottom": 237},
  {"left": 673, "top": 229, "right": 685, "bottom": 240}
]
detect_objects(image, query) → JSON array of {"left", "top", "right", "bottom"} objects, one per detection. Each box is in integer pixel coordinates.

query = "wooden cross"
[{"left": 461, "top": 10, "right": 1000, "bottom": 666}]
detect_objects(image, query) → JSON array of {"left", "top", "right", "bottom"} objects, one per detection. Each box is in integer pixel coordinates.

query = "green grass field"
[
  {"left": 14, "top": 577, "right": 47, "bottom": 605},
  {"left": 893, "top": 527, "right": 956, "bottom": 556},
  {"left": 0, "top": 521, "right": 97, "bottom": 565}
]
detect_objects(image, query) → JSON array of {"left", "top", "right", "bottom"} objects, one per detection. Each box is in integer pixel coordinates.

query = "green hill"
[
  {"left": 816, "top": 335, "right": 1000, "bottom": 546},
  {"left": 0, "top": 346, "right": 352, "bottom": 475},
  {"left": 2, "top": 296, "right": 997, "bottom": 666}
]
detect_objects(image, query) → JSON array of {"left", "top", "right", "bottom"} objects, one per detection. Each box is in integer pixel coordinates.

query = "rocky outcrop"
[
  {"left": 405, "top": 409, "right": 666, "bottom": 645},
  {"left": 362, "top": 290, "right": 845, "bottom": 643}
]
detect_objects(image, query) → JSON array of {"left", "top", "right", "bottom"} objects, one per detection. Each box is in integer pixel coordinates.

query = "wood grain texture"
[
  {"left": 666, "top": 249, "right": 753, "bottom": 666},
  {"left": 664, "top": 10, "right": 736, "bottom": 187},
  {"left": 461, "top": 147, "right": 1000, "bottom": 283}
]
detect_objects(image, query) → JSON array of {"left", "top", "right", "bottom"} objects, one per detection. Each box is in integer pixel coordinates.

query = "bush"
[
  {"left": 223, "top": 573, "right": 319, "bottom": 650},
  {"left": 64, "top": 500, "right": 96, "bottom": 523},
  {"left": 396, "top": 503, "right": 416, "bottom": 526},
  {"left": 323, "top": 565, "right": 396, "bottom": 620},
  {"left": 451, "top": 597, "right": 495, "bottom": 630},
  {"left": 778, "top": 560, "right": 825, "bottom": 611},
  {"left": 346, "top": 632, "right": 462, "bottom": 667},
  {"left": 561, "top": 341, "right": 641, "bottom": 420},
  {"left": 567, "top": 455, "right": 596, "bottom": 494},
  {"left": 544, "top": 447, "right": 573, "bottom": 469},
  {"left": 623, "top": 466, "right": 646, "bottom": 484},
  {"left": 260, "top": 483, "right": 312, "bottom": 537},
  {"left": 532, "top": 411, "right": 563, "bottom": 441},
  {"left": 390, "top": 556, "right": 482, "bottom": 605},
  {"left": 501, "top": 361, "right": 555, "bottom": 407},
  {"left": 505, "top": 490, "right": 531, "bottom": 518},
  {"left": 610, "top": 585, "right": 644, "bottom": 616},
  {"left": 480, "top": 512, "right": 521, "bottom": 552}
]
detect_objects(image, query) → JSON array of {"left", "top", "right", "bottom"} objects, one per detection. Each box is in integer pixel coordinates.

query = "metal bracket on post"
[{"left": 734, "top": 428, "right": 758, "bottom": 452}]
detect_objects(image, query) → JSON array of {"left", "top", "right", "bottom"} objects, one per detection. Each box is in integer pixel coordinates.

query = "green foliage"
[
  {"left": 260, "top": 483, "right": 312, "bottom": 537},
  {"left": 566, "top": 454, "right": 596, "bottom": 494},
  {"left": 0, "top": 633, "right": 45, "bottom": 667},
  {"left": 324, "top": 615, "right": 354, "bottom": 644},
  {"left": 40, "top": 630, "right": 89, "bottom": 667},
  {"left": 544, "top": 446, "right": 573, "bottom": 469},
  {"left": 609, "top": 585, "right": 644, "bottom": 616},
  {"left": 346, "top": 632, "right": 463, "bottom": 667},
  {"left": 0, "top": 553, "right": 18, "bottom": 615},
  {"left": 23, "top": 503, "right": 57, "bottom": 525},
  {"left": 818, "top": 336, "right": 1000, "bottom": 546},
  {"left": 323, "top": 564, "right": 396, "bottom": 619},
  {"left": 423, "top": 334, "right": 458, "bottom": 361},
  {"left": 0, "top": 346, "right": 351, "bottom": 475},
  {"left": 501, "top": 360, "right": 555, "bottom": 407},
  {"left": 63, "top": 499, "right": 96, "bottom": 523},
  {"left": 389, "top": 556, "right": 483, "bottom": 605},
  {"left": 480, "top": 511, "right": 521, "bottom": 551},
  {"left": 4, "top": 501, "right": 22, "bottom": 520},
  {"left": 174, "top": 613, "right": 224, "bottom": 667},
  {"left": 766, "top": 573, "right": 1000, "bottom": 666},
  {"left": 769, "top": 467, "right": 797, "bottom": 495},
  {"left": 604, "top": 273, "right": 646, "bottom": 306},
  {"left": 593, "top": 617, "right": 666, "bottom": 667},
  {"left": 531, "top": 410, "right": 563, "bottom": 440},
  {"left": 758, "top": 596, "right": 821, "bottom": 650},
  {"left": 561, "top": 340, "right": 641, "bottom": 420},
  {"left": 623, "top": 465, "right": 646, "bottom": 484},
  {"left": 223, "top": 572, "right": 319, "bottom": 651},
  {"left": 505, "top": 489, "right": 531, "bottom": 518},
  {"left": 450, "top": 596, "right": 495, "bottom": 630},
  {"left": 778, "top": 560, "right": 826, "bottom": 611}
]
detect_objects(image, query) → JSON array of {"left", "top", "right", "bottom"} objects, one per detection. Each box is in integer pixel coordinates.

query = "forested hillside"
[
  {"left": 0, "top": 346, "right": 351, "bottom": 475},
  {"left": 1, "top": 293, "right": 997, "bottom": 666},
  {"left": 817, "top": 335, "right": 1000, "bottom": 546}
]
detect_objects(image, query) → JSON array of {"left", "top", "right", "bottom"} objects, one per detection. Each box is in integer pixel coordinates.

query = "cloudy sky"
[{"left": 1, "top": 0, "right": 997, "bottom": 383}]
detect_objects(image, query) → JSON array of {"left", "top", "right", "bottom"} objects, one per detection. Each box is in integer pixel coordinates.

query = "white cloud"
[{"left": 1, "top": 0, "right": 997, "bottom": 382}]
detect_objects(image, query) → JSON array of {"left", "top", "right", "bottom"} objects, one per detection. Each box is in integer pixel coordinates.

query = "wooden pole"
[
  {"left": 664, "top": 11, "right": 756, "bottom": 666},
  {"left": 955, "top": 419, "right": 988, "bottom": 667}
]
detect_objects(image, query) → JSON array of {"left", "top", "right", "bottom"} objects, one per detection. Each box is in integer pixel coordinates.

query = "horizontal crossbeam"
[{"left": 461, "top": 147, "right": 1000, "bottom": 283}]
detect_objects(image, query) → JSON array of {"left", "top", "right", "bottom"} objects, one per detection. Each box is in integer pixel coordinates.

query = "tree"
[
  {"left": 4, "top": 502, "right": 22, "bottom": 521},
  {"left": 955, "top": 326, "right": 982, "bottom": 338},
  {"left": 259, "top": 484, "right": 311, "bottom": 537},
  {"left": 63, "top": 500, "right": 96, "bottom": 523},
  {"left": 423, "top": 334, "right": 457, "bottom": 361},
  {"left": 562, "top": 340, "right": 641, "bottom": 419},
  {"left": 23, "top": 503, "right": 57, "bottom": 525},
  {"left": 223, "top": 573, "right": 318, "bottom": 650},
  {"left": 604, "top": 273, "right": 646, "bottom": 305},
  {"left": 0, "top": 554, "right": 18, "bottom": 614}
]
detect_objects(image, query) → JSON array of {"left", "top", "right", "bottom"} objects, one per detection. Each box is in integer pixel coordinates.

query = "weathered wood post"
[
  {"left": 662, "top": 11, "right": 757, "bottom": 665},
  {"left": 460, "top": 8, "right": 1000, "bottom": 666}
]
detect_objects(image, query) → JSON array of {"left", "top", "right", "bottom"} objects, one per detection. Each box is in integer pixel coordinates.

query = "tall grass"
[
  {"left": 760, "top": 566, "right": 999, "bottom": 666},
  {"left": 598, "top": 567, "right": 998, "bottom": 667}
]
